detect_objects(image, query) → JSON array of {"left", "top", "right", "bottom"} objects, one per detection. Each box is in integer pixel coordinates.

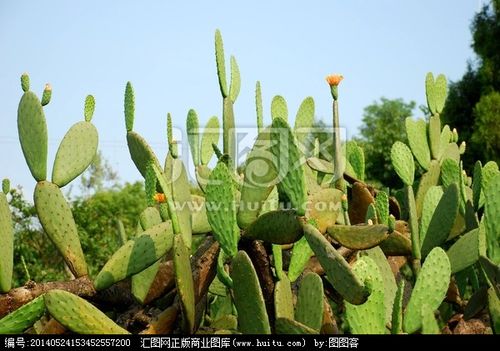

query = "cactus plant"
[
  {"left": 243, "top": 209, "right": 303, "bottom": 244},
  {"left": 231, "top": 250, "right": 271, "bottom": 334},
  {"left": 295, "top": 272, "right": 324, "bottom": 331},
  {"left": 44, "top": 290, "right": 129, "bottom": 334},
  {"left": 403, "top": 247, "right": 451, "bottom": 333},
  {"left": 0, "top": 296, "right": 46, "bottom": 334},
  {"left": 274, "top": 273, "right": 294, "bottom": 320},
  {"left": 0, "top": 179, "right": 13, "bottom": 292}
]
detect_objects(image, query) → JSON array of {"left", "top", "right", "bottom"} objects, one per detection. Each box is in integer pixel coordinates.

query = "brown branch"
[{"left": 0, "top": 276, "right": 95, "bottom": 318}]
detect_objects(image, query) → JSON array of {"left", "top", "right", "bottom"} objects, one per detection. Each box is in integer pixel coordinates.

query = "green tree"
[
  {"left": 442, "top": 0, "right": 500, "bottom": 170},
  {"left": 355, "top": 98, "right": 416, "bottom": 188}
]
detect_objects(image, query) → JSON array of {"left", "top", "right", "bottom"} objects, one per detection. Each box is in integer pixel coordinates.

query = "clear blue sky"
[{"left": 0, "top": 1, "right": 483, "bottom": 198}]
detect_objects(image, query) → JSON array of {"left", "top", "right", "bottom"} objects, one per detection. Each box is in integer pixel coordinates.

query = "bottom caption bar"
[{"left": 1, "top": 335, "right": 490, "bottom": 350}]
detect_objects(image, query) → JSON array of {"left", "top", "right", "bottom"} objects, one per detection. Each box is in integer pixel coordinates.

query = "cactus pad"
[
  {"left": 406, "top": 117, "right": 431, "bottom": 170},
  {"left": 304, "top": 223, "right": 367, "bottom": 305},
  {"left": 271, "top": 95, "right": 288, "bottom": 121},
  {"left": 231, "top": 250, "right": 271, "bottom": 334},
  {"left": 447, "top": 228, "right": 479, "bottom": 273},
  {"left": 205, "top": 162, "right": 239, "bottom": 257},
  {"left": 94, "top": 221, "right": 174, "bottom": 290},
  {"left": 274, "top": 273, "right": 294, "bottom": 320},
  {"left": 326, "top": 224, "right": 389, "bottom": 250},
  {"left": 17, "top": 91, "right": 48, "bottom": 181},
  {"left": 271, "top": 117, "right": 307, "bottom": 215},
  {"left": 52, "top": 121, "right": 98, "bottom": 187},
  {"left": 44, "top": 290, "right": 129, "bottom": 334},
  {"left": 243, "top": 209, "right": 303, "bottom": 244},
  {"left": 295, "top": 272, "right": 324, "bottom": 331},
  {"left": 173, "top": 234, "right": 196, "bottom": 333},
  {"left": 0, "top": 190, "right": 13, "bottom": 292},
  {"left": 391, "top": 141, "right": 415, "bottom": 186},
  {"left": 201, "top": 116, "right": 220, "bottom": 165},
  {"left": 34, "top": 181, "right": 88, "bottom": 277},
  {"left": 345, "top": 256, "right": 386, "bottom": 334},
  {"left": 288, "top": 235, "right": 314, "bottom": 282},
  {"left": 0, "top": 296, "right": 46, "bottom": 334},
  {"left": 186, "top": 109, "right": 200, "bottom": 166},
  {"left": 403, "top": 247, "right": 451, "bottom": 333},
  {"left": 127, "top": 131, "right": 162, "bottom": 180}
]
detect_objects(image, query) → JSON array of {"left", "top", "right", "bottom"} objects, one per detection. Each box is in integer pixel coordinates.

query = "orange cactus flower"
[
  {"left": 325, "top": 74, "right": 344, "bottom": 87},
  {"left": 154, "top": 193, "right": 166, "bottom": 203}
]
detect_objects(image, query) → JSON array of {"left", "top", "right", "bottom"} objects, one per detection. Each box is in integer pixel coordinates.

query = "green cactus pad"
[
  {"left": 215, "top": 29, "right": 228, "bottom": 98},
  {"left": 425, "top": 73, "right": 447, "bottom": 115},
  {"left": 201, "top": 116, "right": 220, "bottom": 165},
  {"left": 274, "top": 273, "right": 294, "bottom": 320},
  {"left": 365, "top": 203, "right": 377, "bottom": 223},
  {"left": 231, "top": 250, "right": 271, "bottom": 334},
  {"left": 347, "top": 140, "right": 365, "bottom": 181},
  {"left": 243, "top": 209, "right": 303, "bottom": 244},
  {"left": 440, "top": 158, "right": 460, "bottom": 188},
  {"left": 415, "top": 160, "right": 441, "bottom": 217},
  {"left": 124, "top": 81, "right": 135, "bottom": 132},
  {"left": 271, "top": 117, "right": 307, "bottom": 215},
  {"left": 391, "top": 141, "right": 415, "bottom": 186},
  {"left": 375, "top": 191, "right": 389, "bottom": 225},
  {"left": 20, "top": 73, "right": 30, "bottom": 92},
  {"left": 391, "top": 279, "right": 405, "bottom": 334},
  {"left": 255, "top": 81, "right": 263, "bottom": 131},
  {"left": 438, "top": 125, "right": 451, "bottom": 160},
  {"left": 132, "top": 207, "right": 162, "bottom": 304},
  {"left": 345, "top": 256, "right": 386, "bottom": 334},
  {"left": 0, "top": 296, "right": 46, "bottom": 334},
  {"left": 403, "top": 247, "right": 451, "bottom": 334},
  {"left": 361, "top": 247, "right": 397, "bottom": 325},
  {"left": 0, "top": 191, "right": 13, "bottom": 292},
  {"left": 275, "top": 318, "right": 318, "bottom": 334},
  {"left": 205, "top": 162, "right": 239, "bottom": 258},
  {"left": 428, "top": 115, "right": 441, "bottom": 160},
  {"left": 295, "top": 272, "right": 324, "bottom": 331},
  {"left": 447, "top": 228, "right": 479, "bottom": 273},
  {"left": 2, "top": 179, "right": 9, "bottom": 194},
  {"left": 173, "top": 234, "right": 196, "bottom": 333},
  {"left": 52, "top": 121, "right": 98, "bottom": 187},
  {"left": 421, "top": 304, "right": 440, "bottom": 334},
  {"left": 271, "top": 95, "right": 288, "bottom": 121},
  {"left": 484, "top": 173, "right": 500, "bottom": 264},
  {"left": 84, "top": 95, "right": 95, "bottom": 122},
  {"left": 305, "top": 188, "right": 343, "bottom": 234},
  {"left": 406, "top": 117, "right": 431, "bottom": 170},
  {"left": 288, "top": 235, "right": 314, "bottom": 282},
  {"left": 191, "top": 195, "right": 212, "bottom": 234},
  {"left": 304, "top": 223, "right": 367, "bottom": 305},
  {"left": 41, "top": 84, "right": 52, "bottom": 106},
  {"left": 17, "top": 91, "right": 48, "bottom": 181},
  {"left": 34, "top": 181, "right": 87, "bottom": 277},
  {"left": 488, "top": 287, "right": 500, "bottom": 334},
  {"left": 44, "top": 290, "right": 129, "bottom": 334},
  {"left": 222, "top": 98, "right": 236, "bottom": 167},
  {"left": 379, "top": 230, "right": 412, "bottom": 256},
  {"left": 306, "top": 157, "right": 334, "bottom": 174},
  {"left": 229, "top": 56, "right": 241, "bottom": 103},
  {"left": 186, "top": 109, "right": 200, "bottom": 166},
  {"left": 441, "top": 143, "right": 460, "bottom": 164},
  {"left": 326, "top": 224, "right": 389, "bottom": 250},
  {"left": 421, "top": 183, "right": 459, "bottom": 257},
  {"left": 127, "top": 131, "right": 162, "bottom": 180},
  {"left": 171, "top": 158, "right": 193, "bottom": 248},
  {"left": 94, "top": 221, "right": 174, "bottom": 290},
  {"left": 238, "top": 128, "right": 277, "bottom": 229},
  {"left": 419, "top": 186, "right": 444, "bottom": 246},
  {"left": 294, "top": 97, "right": 315, "bottom": 147},
  {"left": 195, "top": 164, "right": 211, "bottom": 193},
  {"left": 272, "top": 244, "right": 283, "bottom": 280}
]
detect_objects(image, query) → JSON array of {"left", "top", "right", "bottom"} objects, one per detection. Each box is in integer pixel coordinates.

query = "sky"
[{"left": 0, "top": 1, "right": 484, "bottom": 199}]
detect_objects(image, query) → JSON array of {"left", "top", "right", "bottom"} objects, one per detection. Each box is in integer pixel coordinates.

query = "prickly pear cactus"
[
  {"left": 205, "top": 162, "right": 240, "bottom": 258},
  {"left": 403, "top": 247, "right": 451, "bottom": 333},
  {"left": 327, "top": 224, "right": 389, "bottom": 250},
  {"left": 270, "top": 117, "right": 307, "bottom": 215},
  {"left": 274, "top": 273, "right": 294, "bottom": 320},
  {"left": 34, "top": 181, "right": 88, "bottom": 277},
  {"left": 391, "top": 141, "right": 415, "bottom": 186},
  {"left": 44, "top": 290, "right": 129, "bottom": 334},
  {"left": 173, "top": 234, "right": 196, "bottom": 334},
  {"left": 405, "top": 117, "right": 430, "bottom": 170},
  {"left": 295, "top": 272, "right": 324, "bottom": 331},
  {"left": 0, "top": 180, "right": 13, "bottom": 292},
  {"left": 303, "top": 223, "right": 368, "bottom": 305},
  {"left": 231, "top": 250, "right": 271, "bottom": 334},
  {"left": 0, "top": 296, "right": 46, "bottom": 334},
  {"left": 345, "top": 256, "right": 386, "bottom": 334},
  {"left": 243, "top": 210, "right": 303, "bottom": 244},
  {"left": 288, "top": 235, "right": 314, "bottom": 282},
  {"left": 17, "top": 74, "right": 48, "bottom": 181},
  {"left": 94, "top": 221, "right": 174, "bottom": 290}
]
